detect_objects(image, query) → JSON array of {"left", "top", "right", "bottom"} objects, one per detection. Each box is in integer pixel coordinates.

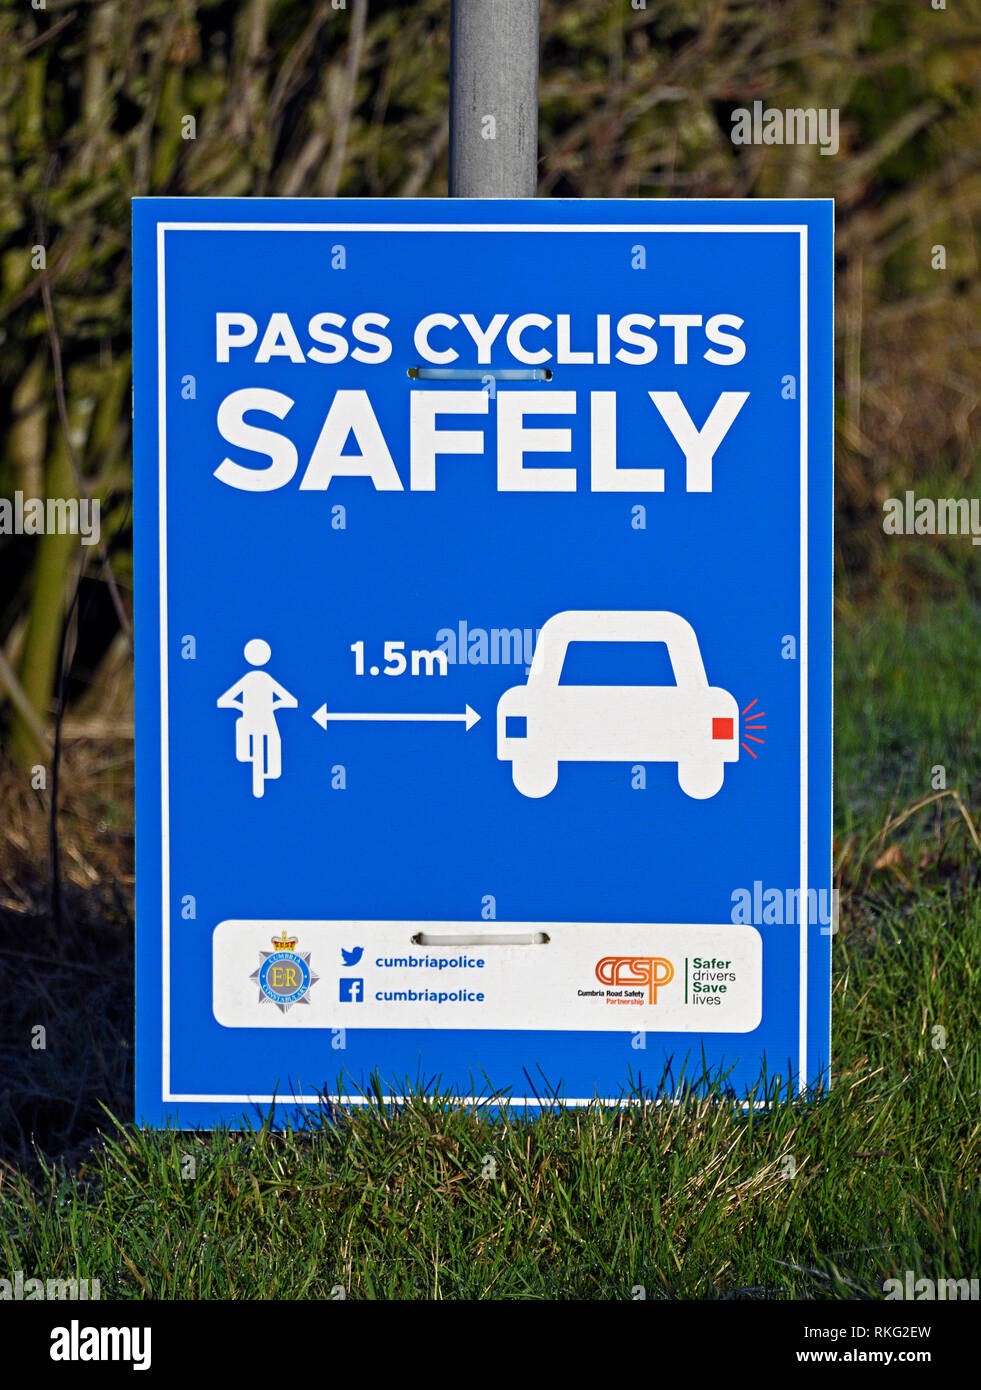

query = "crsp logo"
[
  {"left": 50, "top": 1320, "right": 151, "bottom": 1370},
  {"left": 595, "top": 956, "right": 674, "bottom": 1003}
]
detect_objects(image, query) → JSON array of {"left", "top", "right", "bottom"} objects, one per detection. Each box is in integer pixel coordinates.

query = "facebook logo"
[{"left": 339, "top": 978, "right": 363, "bottom": 1003}]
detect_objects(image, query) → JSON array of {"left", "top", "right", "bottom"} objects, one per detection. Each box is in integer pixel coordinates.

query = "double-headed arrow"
[{"left": 313, "top": 703, "right": 480, "bottom": 732}]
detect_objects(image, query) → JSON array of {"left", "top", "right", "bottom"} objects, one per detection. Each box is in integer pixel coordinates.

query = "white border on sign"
[{"left": 155, "top": 220, "right": 809, "bottom": 1106}]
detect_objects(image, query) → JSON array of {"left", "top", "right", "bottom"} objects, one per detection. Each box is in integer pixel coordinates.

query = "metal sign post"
[{"left": 450, "top": 0, "right": 539, "bottom": 197}]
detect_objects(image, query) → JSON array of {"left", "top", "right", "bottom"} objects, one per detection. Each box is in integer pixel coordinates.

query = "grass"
[{"left": 0, "top": 597, "right": 979, "bottom": 1299}]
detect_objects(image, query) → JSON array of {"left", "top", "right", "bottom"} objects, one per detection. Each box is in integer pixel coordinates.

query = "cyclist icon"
[{"left": 217, "top": 639, "right": 298, "bottom": 798}]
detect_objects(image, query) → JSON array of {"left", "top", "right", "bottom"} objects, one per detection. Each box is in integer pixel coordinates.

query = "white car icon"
[{"left": 497, "top": 611, "right": 739, "bottom": 799}]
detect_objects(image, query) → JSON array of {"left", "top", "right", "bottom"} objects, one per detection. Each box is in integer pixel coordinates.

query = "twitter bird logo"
[{"left": 341, "top": 946, "right": 364, "bottom": 967}]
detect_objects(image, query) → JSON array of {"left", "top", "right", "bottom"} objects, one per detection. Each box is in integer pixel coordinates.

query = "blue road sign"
[{"left": 133, "top": 198, "right": 833, "bottom": 1125}]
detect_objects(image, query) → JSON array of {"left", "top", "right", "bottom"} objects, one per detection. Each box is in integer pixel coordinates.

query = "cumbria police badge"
[{"left": 251, "top": 930, "right": 318, "bottom": 1012}]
